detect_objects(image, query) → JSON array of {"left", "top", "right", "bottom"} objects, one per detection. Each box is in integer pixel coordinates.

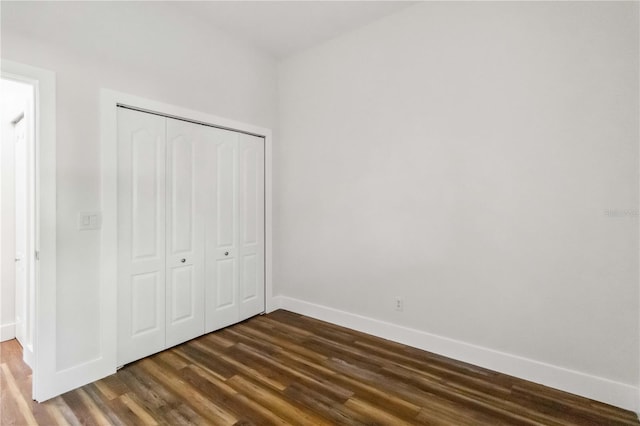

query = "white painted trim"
[
  {"left": 267, "top": 293, "right": 282, "bottom": 313},
  {"left": 1, "top": 60, "right": 56, "bottom": 402},
  {"left": 637, "top": 7, "right": 640, "bottom": 420},
  {"left": 264, "top": 130, "right": 274, "bottom": 315},
  {"left": 100, "top": 88, "right": 274, "bottom": 379},
  {"left": 274, "top": 295, "right": 639, "bottom": 412},
  {"left": 22, "top": 342, "right": 33, "bottom": 369},
  {"left": 0, "top": 322, "right": 16, "bottom": 342}
]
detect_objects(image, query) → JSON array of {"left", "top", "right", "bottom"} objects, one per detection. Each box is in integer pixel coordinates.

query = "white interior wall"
[
  {"left": 0, "top": 78, "right": 33, "bottom": 342},
  {"left": 276, "top": 1, "right": 639, "bottom": 408},
  {"left": 1, "top": 1, "right": 277, "bottom": 372}
]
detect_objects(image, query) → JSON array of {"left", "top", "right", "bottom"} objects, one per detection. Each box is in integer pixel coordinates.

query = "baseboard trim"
[
  {"left": 0, "top": 323, "right": 16, "bottom": 342},
  {"left": 267, "top": 294, "right": 282, "bottom": 312},
  {"left": 35, "top": 358, "right": 115, "bottom": 402},
  {"left": 22, "top": 343, "right": 34, "bottom": 369},
  {"left": 273, "top": 295, "right": 638, "bottom": 412}
]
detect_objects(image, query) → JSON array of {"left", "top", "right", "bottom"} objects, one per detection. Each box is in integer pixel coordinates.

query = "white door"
[
  {"left": 165, "top": 118, "right": 205, "bottom": 347},
  {"left": 204, "top": 127, "right": 240, "bottom": 331},
  {"left": 117, "top": 108, "right": 167, "bottom": 366},
  {"left": 237, "top": 134, "right": 265, "bottom": 321},
  {"left": 14, "top": 117, "right": 27, "bottom": 347},
  {"left": 117, "top": 108, "right": 265, "bottom": 360},
  {"left": 205, "top": 129, "right": 265, "bottom": 331}
]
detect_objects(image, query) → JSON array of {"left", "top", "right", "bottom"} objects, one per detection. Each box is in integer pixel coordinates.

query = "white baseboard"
[
  {"left": 22, "top": 343, "right": 34, "bottom": 369},
  {"left": 272, "top": 295, "right": 639, "bottom": 413},
  {"left": 266, "top": 294, "right": 283, "bottom": 312},
  {"left": 35, "top": 358, "right": 115, "bottom": 402},
  {"left": 0, "top": 323, "right": 16, "bottom": 342}
]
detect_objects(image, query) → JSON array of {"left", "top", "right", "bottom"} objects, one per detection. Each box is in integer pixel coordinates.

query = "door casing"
[{"left": 1, "top": 60, "right": 56, "bottom": 402}]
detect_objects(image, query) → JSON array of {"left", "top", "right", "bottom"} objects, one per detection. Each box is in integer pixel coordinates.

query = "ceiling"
[{"left": 170, "top": 1, "right": 416, "bottom": 59}]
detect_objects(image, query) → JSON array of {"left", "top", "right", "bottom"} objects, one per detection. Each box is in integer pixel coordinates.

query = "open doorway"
[
  {"left": 1, "top": 77, "right": 36, "bottom": 370},
  {"left": 1, "top": 60, "right": 55, "bottom": 402}
]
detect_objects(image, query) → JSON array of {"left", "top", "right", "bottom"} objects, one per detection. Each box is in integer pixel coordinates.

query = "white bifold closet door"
[
  {"left": 117, "top": 109, "right": 167, "bottom": 365},
  {"left": 165, "top": 119, "right": 206, "bottom": 348},
  {"left": 117, "top": 107, "right": 265, "bottom": 367},
  {"left": 204, "top": 128, "right": 265, "bottom": 332}
]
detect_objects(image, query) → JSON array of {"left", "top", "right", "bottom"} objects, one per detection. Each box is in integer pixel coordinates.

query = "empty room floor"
[{"left": 1, "top": 310, "right": 638, "bottom": 425}]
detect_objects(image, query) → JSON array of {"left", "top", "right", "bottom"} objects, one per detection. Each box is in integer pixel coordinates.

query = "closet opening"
[
  {"left": 115, "top": 104, "right": 266, "bottom": 366},
  {"left": 100, "top": 90, "right": 272, "bottom": 397}
]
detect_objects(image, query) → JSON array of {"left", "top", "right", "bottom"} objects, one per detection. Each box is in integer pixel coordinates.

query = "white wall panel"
[{"left": 276, "top": 1, "right": 639, "bottom": 408}]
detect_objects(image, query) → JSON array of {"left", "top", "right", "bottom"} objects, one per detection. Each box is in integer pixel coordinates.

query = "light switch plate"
[{"left": 78, "top": 211, "right": 102, "bottom": 230}]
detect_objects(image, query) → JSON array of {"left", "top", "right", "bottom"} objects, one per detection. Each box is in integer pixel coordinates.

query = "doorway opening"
[{"left": 0, "top": 77, "right": 36, "bottom": 370}]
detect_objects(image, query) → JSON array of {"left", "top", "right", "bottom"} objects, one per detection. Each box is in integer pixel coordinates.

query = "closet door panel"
[
  {"left": 205, "top": 127, "right": 240, "bottom": 332},
  {"left": 131, "top": 273, "right": 161, "bottom": 335},
  {"left": 117, "top": 108, "right": 166, "bottom": 366},
  {"left": 238, "top": 134, "right": 265, "bottom": 321},
  {"left": 216, "top": 258, "right": 236, "bottom": 308},
  {"left": 166, "top": 119, "right": 205, "bottom": 347},
  {"left": 171, "top": 266, "right": 194, "bottom": 321}
]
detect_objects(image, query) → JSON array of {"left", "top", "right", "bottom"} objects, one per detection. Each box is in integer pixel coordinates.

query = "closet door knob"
[
  {"left": 224, "top": 251, "right": 229, "bottom": 256},
  {"left": 181, "top": 258, "right": 186, "bottom": 263}
]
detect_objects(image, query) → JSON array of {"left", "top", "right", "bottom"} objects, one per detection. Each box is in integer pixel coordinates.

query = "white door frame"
[
  {"left": 100, "top": 89, "right": 274, "bottom": 372},
  {"left": 1, "top": 60, "right": 56, "bottom": 402}
]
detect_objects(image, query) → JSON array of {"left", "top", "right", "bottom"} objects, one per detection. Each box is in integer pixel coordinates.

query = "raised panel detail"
[
  {"left": 242, "top": 254, "right": 257, "bottom": 301},
  {"left": 242, "top": 147, "right": 258, "bottom": 245},
  {"left": 131, "top": 273, "right": 160, "bottom": 336},
  {"left": 132, "top": 129, "right": 159, "bottom": 259},
  {"left": 216, "top": 259, "right": 235, "bottom": 308},
  {"left": 171, "top": 267, "right": 193, "bottom": 323},
  {"left": 217, "top": 143, "right": 235, "bottom": 247},
  {"left": 171, "top": 137, "right": 193, "bottom": 253},
  {"left": 118, "top": 107, "right": 166, "bottom": 366}
]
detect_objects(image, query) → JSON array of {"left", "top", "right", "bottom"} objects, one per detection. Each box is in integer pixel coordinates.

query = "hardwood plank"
[
  {"left": 344, "top": 397, "right": 415, "bottom": 425},
  {"left": 230, "top": 393, "right": 291, "bottom": 426},
  {"left": 92, "top": 375, "right": 129, "bottom": 401},
  {"left": 44, "top": 396, "right": 82, "bottom": 426},
  {"left": 225, "top": 374, "right": 332, "bottom": 426},
  {"left": 44, "top": 399, "right": 74, "bottom": 426},
  {"left": 1, "top": 371, "right": 26, "bottom": 425},
  {"left": 82, "top": 383, "right": 127, "bottom": 426},
  {"left": 0, "top": 311, "right": 638, "bottom": 426},
  {"left": 232, "top": 341, "right": 353, "bottom": 402},
  {"left": 119, "top": 363, "right": 207, "bottom": 424},
  {"left": 0, "top": 342, "right": 59, "bottom": 426},
  {"left": 190, "top": 339, "right": 288, "bottom": 391},
  {"left": 137, "top": 357, "right": 237, "bottom": 424},
  {"left": 179, "top": 364, "right": 289, "bottom": 425},
  {"left": 118, "top": 393, "right": 160, "bottom": 425},
  {"left": 0, "top": 363, "right": 38, "bottom": 425},
  {"left": 282, "top": 381, "right": 365, "bottom": 425}
]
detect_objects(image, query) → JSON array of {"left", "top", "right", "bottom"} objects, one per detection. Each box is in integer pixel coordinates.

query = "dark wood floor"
[{"left": 1, "top": 310, "right": 638, "bottom": 425}]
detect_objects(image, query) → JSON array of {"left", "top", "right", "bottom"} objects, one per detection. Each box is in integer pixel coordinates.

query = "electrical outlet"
[{"left": 395, "top": 297, "right": 404, "bottom": 312}]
